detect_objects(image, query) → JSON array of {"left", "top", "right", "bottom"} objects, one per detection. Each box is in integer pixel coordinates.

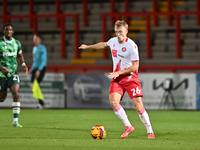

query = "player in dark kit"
[{"left": 0, "top": 24, "right": 28, "bottom": 127}]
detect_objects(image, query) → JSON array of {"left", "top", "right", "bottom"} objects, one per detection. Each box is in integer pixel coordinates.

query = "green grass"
[{"left": 0, "top": 109, "right": 200, "bottom": 150}]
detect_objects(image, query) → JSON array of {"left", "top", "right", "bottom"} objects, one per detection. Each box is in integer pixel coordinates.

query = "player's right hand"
[
  {"left": 108, "top": 72, "right": 119, "bottom": 79},
  {"left": 2, "top": 68, "right": 11, "bottom": 76}
]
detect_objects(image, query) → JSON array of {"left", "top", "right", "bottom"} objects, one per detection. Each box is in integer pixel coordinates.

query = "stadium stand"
[{"left": 0, "top": 0, "right": 200, "bottom": 73}]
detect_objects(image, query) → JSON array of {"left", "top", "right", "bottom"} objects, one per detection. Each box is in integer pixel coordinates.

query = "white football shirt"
[{"left": 107, "top": 37, "right": 139, "bottom": 73}]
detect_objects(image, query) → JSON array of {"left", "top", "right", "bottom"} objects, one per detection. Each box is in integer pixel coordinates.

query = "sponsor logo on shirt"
[
  {"left": 118, "top": 54, "right": 124, "bottom": 58},
  {"left": 112, "top": 49, "right": 117, "bottom": 57},
  {"left": 3, "top": 51, "right": 17, "bottom": 56}
]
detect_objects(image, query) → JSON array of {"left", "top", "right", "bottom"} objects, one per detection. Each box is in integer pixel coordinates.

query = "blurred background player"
[
  {"left": 29, "top": 34, "right": 47, "bottom": 109},
  {"left": 0, "top": 23, "right": 28, "bottom": 127},
  {"left": 79, "top": 20, "right": 155, "bottom": 139}
]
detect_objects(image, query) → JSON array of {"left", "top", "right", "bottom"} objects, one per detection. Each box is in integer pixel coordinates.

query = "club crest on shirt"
[
  {"left": 14, "top": 44, "right": 18, "bottom": 50},
  {"left": 122, "top": 47, "right": 126, "bottom": 52}
]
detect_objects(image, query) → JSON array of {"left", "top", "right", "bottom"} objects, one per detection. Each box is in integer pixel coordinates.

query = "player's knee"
[
  {"left": 0, "top": 93, "right": 7, "bottom": 102},
  {"left": 109, "top": 100, "right": 119, "bottom": 108},
  {"left": 132, "top": 97, "right": 143, "bottom": 111},
  {"left": 109, "top": 93, "right": 121, "bottom": 108},
  {"left": 11, "top": 90, "right": 19, "bottom": 100},
  {"left": 0, "top": 97, "right": 6, "bottom": 102}
]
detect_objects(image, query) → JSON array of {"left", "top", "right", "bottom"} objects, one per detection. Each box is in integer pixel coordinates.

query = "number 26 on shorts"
[{"left": 131, "top": 87, "right": 141, "bottom": 96}]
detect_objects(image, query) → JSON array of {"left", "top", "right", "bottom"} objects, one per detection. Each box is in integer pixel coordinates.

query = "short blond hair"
[{"left": 114, "top": 20, "right": 128, "bottom": 30}]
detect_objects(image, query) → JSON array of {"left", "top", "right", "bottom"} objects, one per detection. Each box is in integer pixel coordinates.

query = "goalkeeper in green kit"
[{"left": 0, "top": 24, "right": 28, "bottom": 127}]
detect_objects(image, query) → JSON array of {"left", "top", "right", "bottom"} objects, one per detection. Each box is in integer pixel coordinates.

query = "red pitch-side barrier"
[{"left": 30, "top": 65, "right": 200, "bottom": 73}]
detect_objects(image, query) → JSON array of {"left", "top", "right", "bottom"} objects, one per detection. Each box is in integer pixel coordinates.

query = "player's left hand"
[{"left": 108, "top": 72, "right": 119, "bottom": 79}]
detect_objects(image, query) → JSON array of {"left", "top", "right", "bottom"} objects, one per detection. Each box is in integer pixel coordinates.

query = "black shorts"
[
  {"left": 31, "top": 67, "right": 46, "bottom": 84},
  {"left": 0, "top": 74, "right": 20, "bottom": 92}
]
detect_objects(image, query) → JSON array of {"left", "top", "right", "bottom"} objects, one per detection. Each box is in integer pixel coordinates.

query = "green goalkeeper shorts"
[{"left": 0, "top": 74, "right": 20, "bottom": 92}]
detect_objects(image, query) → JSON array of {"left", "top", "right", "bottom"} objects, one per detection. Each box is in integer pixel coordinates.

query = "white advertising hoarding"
[
  {"left": 1, "top": 72, "right": 196, "bottom": 110},
  {"left": 0, "top": 73, "right": 65, "bottom": 108}
]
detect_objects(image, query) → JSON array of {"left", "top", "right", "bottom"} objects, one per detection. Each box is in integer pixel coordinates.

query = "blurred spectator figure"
[{"left": 29, "top": 34, "right": 47, "bottom": 109}]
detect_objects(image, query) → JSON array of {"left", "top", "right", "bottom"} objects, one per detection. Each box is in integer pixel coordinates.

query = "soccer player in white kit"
[{"left": 79, "top": 20, "right": 155, "bottom": 139}]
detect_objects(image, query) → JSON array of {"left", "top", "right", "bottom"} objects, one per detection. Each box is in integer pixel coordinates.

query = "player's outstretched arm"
[{"left": 79, "top": 42, "right": 107, "bottom": 50}]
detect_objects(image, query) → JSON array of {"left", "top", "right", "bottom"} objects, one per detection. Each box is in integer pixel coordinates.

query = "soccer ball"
[{"left": 91, "top": 125, "right": 106, "bottom": 139}]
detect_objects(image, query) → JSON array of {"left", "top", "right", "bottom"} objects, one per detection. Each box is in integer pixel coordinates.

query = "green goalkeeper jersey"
[{"left": 0, "top": 36, "right": 22, "bottom": 78}]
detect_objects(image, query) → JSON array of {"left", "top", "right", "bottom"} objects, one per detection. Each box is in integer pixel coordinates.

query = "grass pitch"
[{"left": 0, "top": 109, "right": 200, "bottom": 150}]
